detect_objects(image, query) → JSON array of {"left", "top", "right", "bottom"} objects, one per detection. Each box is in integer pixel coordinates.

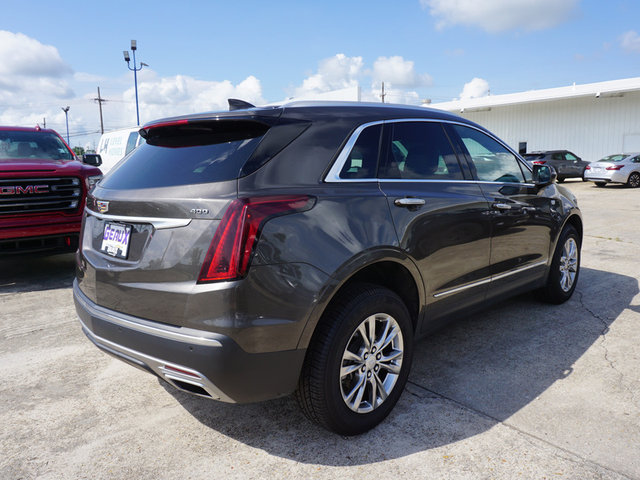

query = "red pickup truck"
[{"left": 0, "top": 126, "right": 102, "bottom": 255}]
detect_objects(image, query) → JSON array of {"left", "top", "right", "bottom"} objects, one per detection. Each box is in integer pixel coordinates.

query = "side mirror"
[
  {"left": 532, "top": 164, "right": 557, "bottom": 186},
  {"left": 82, "top": 153, "right": 102, "bottom": 167}
]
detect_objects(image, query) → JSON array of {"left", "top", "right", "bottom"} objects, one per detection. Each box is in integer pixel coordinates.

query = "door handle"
[
  {"left": 394, "top": 198, "right": 426, "bottom": 207},
  {"left": 492, "top": 202, "right": 513, "bottom": 211}
]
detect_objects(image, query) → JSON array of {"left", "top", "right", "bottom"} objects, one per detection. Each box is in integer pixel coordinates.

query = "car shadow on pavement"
[
  {"left": 163, "top": 265, "right": 637, "bottom": 466},
  {"left": 0, "top": 253, "right": 76, "bottom": 294}
]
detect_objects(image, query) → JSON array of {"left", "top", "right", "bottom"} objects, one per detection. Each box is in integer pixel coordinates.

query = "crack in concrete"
[
  {"left": 406, "top": 380, "right": 635, "bottom": 479},
  {"left": 577, "top": 289, "right": 640, "bottom": 411}
]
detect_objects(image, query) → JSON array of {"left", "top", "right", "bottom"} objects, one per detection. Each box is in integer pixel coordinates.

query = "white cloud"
[
  {"left": 459, "top": 78, "right": 490, "bottom": 100},
  {"left": 620, "top": 30, "right": 640, "bottom": 53},
  {"left": 422, "top": 0, "right": 579, "bottom": 32},
  {"left": 294, "top": 54, "right": 364, "bottom": 97},
  {"left": 124, "top": 73, "right": 265, "bottom": 123},
  {"left": 291, "top": 54, "right": 431, "bottom": 105},
  {"left": 0, "top": 31, "right": 72, "bottom": 77},
  {"left": 371, "top": 56, "right": 432, "bottom": 88},
  {"left": 0, "top": 31, "right": 74, "bottom": 101}
]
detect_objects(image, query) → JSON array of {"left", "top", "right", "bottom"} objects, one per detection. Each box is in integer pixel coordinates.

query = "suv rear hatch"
[{"left": 77, "top": 109, "right": 308, "bottom": 328}]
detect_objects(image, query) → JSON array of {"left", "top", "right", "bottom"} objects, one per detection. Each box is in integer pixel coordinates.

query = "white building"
[{"left": 429, "top": 77, "right": 640, "bottom": 162}]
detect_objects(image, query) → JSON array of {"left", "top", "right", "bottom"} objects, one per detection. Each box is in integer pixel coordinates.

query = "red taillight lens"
[
  {"left": 198, "top": 195, "right": 314, "bottom": 283},
  {"left": 585, "top": 165, "right": 591, "bottom": 170},
  {"left": 532, "top": 160, "right": 546, "bottom": 165},
  {"left": 606, "top": 165, "right": 624, "bottom": 170}
]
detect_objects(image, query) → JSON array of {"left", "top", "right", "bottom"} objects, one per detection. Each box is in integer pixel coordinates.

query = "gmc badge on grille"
[{"left": 0, "top": 185, "right": 50, "bottom": 195}]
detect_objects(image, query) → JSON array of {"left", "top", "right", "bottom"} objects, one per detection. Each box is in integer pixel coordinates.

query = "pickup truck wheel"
[
  {"left": 536, "top": 225, "right": 580, "bottom": 304},
  {"left": 296, "top": 284, "right": 413, "bottom": 436}
]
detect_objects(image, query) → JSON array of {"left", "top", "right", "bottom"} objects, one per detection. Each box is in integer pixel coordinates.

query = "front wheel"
[
  {"left": 536, "top": 225, "right": 581, "bottom": 304},
  {"left": 595, "top": 182, "right": 606, "bottom": 188},
  {"left": 627, "top": 172, "right": 640, "bottom": 188},
  {"left": 296, "top": 284, "right": 413, "bottom": 435}
]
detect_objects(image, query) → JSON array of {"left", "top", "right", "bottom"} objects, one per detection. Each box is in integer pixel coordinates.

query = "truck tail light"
[
  {"left": 533, "top": 160, "right": 546, "bottom": 165},
  {"left": 198, "top": 195, "right": 315, "bottom": 283}
]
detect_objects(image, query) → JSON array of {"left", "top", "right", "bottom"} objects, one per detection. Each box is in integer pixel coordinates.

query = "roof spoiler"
[{"left": 228, "top": 99, "right": 256, "bottom": 111}]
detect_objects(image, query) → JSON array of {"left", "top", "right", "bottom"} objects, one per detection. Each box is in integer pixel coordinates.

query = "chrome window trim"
[
  {"left": 324, "top": 120, "right": 383, "bottom": 182},
  {"left": 324, "top": 118, "right": 532, "bottom": 184},
  {"left": 86, "top": 208, "right": 192, "bottom": 229},
  {"left": 433, "top": 260, "right": 548, "bottom": 298}
]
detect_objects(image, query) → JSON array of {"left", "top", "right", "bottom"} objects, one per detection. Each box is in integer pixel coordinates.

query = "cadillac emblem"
[{"left": 96, "top": 200, "right": 109, "bottom": 214}]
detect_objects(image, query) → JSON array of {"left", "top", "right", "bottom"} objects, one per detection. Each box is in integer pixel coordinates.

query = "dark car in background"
[
  {"left": 0, "top": 126, "right": 102, "bottom": 255},
  {"left": 74, "top": 101, "right": 582, "bottom": 435},
  {"left": 523, "top": 150, "right": 590, "bottom": 182}
]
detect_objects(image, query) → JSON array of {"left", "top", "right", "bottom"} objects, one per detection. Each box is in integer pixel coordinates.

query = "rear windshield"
[
  {"left": 99, "top": 121, "right": 268, "bottom": 189},
  {"left": 0, "top": 130, "right": 73, "bottom": 160},
  {"left": 523, "top": 153, "right": 544, "bottom": 161},
  {"left": 598, "top": 154, "right": 625, "bottom": 162}
]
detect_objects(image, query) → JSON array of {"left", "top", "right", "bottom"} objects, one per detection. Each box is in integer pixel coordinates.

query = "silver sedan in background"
[{"left": 584, "top": 153, "right": 640, "bottom": 188}]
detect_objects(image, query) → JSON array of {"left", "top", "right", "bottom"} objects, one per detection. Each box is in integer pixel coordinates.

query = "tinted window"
[
  {"left": 0, "top": 130, "right": 73, "bottom": 160},
  {"left": 100, "top": 122, "right": 267, "bottom": 189},
  {"left": 339, "top": 124, "right": 381, "bottom": 179},
  {"left": 125, "top": 132, "right": 139, "bottom": 156},
  {"left": 379, "top": 122, "right": 463, "bottom": 180},
  {"left": 565, "top": 152, "right": 578, "bottom": 161},
  {"left": 453, "top": 125, "right": 526, "bottom": 183}
]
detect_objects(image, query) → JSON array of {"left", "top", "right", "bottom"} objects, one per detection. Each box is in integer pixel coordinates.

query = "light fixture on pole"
[
  {"left": 61, "top": 106, "right": 70, "bottom": 145},
  {"left": 123, "top": 40, "right": 148, "bottom": 126}
]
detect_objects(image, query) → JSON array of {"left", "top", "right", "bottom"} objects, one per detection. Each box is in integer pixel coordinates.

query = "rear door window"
[
  {"left": 100, "top": 121, "right": 268, "bottom": 189},
  {"left": 379, "top": 122, "right": 463, "bottom": 180}
]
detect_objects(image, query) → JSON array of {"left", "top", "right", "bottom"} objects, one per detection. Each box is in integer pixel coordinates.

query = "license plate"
[{"left": 100, "top": 222, "right": 132, "bottom": 259}]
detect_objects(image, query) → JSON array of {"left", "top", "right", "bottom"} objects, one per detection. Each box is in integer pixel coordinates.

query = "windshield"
[
  {"left": 598, "top": 154, "right": 625, "bottom": 162},
  {"left": 0, "top": 130, "right": 74, "bottom": 160}
]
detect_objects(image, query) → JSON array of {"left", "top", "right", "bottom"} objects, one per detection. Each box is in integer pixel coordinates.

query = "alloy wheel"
[
  {"left": 340, "top": 313, "right": 404, "bottom": 413},
  {"left": 559, "top": 237, "right": 578, "bottom": 292}
]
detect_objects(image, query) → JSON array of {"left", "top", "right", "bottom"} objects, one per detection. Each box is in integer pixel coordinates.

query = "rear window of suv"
[{"left": 100, "top": 120, "right": 269, "bottom": 189}]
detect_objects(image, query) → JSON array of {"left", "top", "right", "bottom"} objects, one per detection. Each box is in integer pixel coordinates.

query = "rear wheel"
[
  {"left": 595, "top": 182, "right": 606, "bottom": 188},
  {"left": 536, "top": 225, "right": 580, "bottom": 304},
  {"left": 296, "top": 284, "right": 413, "bottom": 435},
  {"left": 557, "top": 177, "right": 565, "bottom": 183},
  {"left": 627, "top": 172, "right": 640, "bottom": 188}
]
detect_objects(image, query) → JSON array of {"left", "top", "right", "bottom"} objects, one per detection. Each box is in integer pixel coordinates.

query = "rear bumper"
[
  {"left": 73, "top": 280, "right": 306, "bottom": 403},
  {"left": 584, "top": 171, "right": 626, "bottom": 183}
]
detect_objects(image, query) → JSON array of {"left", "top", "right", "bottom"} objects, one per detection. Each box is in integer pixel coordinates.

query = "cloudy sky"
[{"left": 1, "top": 0, "right": 639, "bottom": 149}]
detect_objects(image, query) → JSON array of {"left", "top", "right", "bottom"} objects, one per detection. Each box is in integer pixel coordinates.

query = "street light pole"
[
  {"left": 61, "top": 106, "right": 70, "bottom": 145},
  {"left": 123, "top": 40, "right": 148, "bottom": 126}
]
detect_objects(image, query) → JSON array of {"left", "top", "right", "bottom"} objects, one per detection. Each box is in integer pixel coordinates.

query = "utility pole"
[
  {"left": 380, "top": 82, "right": 386, "bottom": 103},
  {"left": 93, "top": 86, "right": 107, "bottom": 134},
  {"left": 43, "top": 118, "right": 46, "bottom": 128}
]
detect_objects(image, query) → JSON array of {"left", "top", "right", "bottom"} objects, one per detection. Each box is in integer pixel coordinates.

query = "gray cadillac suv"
[{"left": 74, "top": 101, "right": 582, "bottom": 435}]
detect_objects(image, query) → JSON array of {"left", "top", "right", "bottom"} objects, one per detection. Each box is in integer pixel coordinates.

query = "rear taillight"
[
  {"left": 198, "top": 195, "right": 315, "bottom": 283},
  {"left": 585, "top": 165, "right": 591, "bottom": 170},
  {"left": 606, "top": 165, "right": 624, "bottom": 170},
  {"left": 533, "top": 160, "right": 546, "bottom": 165}
]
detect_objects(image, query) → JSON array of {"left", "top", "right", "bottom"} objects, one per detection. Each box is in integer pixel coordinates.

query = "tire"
[
  {"left": 536, "top": 225, "right": 580, "bottom": 304},
  {"left": 557, "top": 177, "right": 565, "bottom": 183},
  {"left": 295, "top": 283, "right": 413, "bottom": 435},
  {"left": 627, "top": 172, "right": 640, "bottom": 188},
  {"left": 595, "top": 182, "right": 606, "bottom": 188}
]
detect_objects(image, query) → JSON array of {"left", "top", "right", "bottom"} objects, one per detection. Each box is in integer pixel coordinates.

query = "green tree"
[{"left": 73, "top": 146, "right": 85, "bottom": 156}]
